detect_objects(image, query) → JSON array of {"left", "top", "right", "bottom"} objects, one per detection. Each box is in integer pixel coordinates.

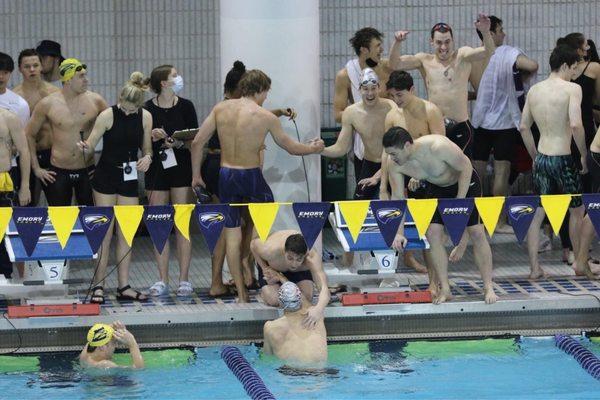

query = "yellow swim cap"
[
  {"left": 87, "top": 323, "right": 114, "bottom": 347},
  {"left": 59, "top": 58, "right": 87, "bottom": 82}
]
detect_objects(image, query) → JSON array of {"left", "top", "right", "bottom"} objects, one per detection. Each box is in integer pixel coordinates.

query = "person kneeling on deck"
[
  {"left": 383, "top": 126, "right": 498, "bottom": 304},
  {"left": 263, "top": 282, "right": 327, "bottom": 367},
  {"left": 79, "top": 321, "right": 144, "bottom": 369},
  {"left": 251, "top": 231, "right": 330, "bottom": 328}
]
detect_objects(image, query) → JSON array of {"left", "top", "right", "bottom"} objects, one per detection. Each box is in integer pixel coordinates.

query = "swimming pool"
[{"left": 0, "top": 337, "right": 598, "bottom": 399}]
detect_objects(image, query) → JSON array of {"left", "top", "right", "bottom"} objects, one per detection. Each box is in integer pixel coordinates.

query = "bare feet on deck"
[
  {"left": 432, "top": 289, "right": 453, "bottom": 304},
  {"left": 484, "top": 287, "right": 498, "bottom": 304},
  {"left": 403, "top": 252, "right": 427, "bottom": 273},
  {"left": 449, "top": 245, "right": 466, "bottom": 263},
  {"left": 529, "top": 267, "right": 547, "bottom": 280}
]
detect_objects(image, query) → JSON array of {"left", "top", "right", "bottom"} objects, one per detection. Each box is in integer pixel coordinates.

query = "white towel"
[{"left": 472, "top": 45, "right": 530, "bottom": 130}]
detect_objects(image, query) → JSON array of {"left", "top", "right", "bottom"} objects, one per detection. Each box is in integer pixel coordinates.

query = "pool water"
[{"left": 0, "top": 337, "right": 599, "bottom": 399}]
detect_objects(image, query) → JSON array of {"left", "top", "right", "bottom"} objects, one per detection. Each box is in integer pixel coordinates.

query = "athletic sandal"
[
  {"left": 149, "top": 281, "right": 168, "bottom": 296},
  {"left": 90, "top": 286, "right": 105, "bottom": 304},
  {"left": 116, "top": 285, "right": 148, "bottom": 302},
  {"left": 176, "top": 281, "right": 194, "bottom": 297}
]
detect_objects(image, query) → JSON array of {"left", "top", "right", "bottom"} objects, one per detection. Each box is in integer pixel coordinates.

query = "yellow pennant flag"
[
  {"left": 541, "top": 194, "right": 572, "bottom": 235},
  {"left": 407, "top": 198, "right": 437, "bottom": 238},
  {"left": 48, "top": 206, "right": 80, "bottom": 249},
  {"left": 338, "top": 200, "right": 370, "bottom": 243},
  {"left": 174, "top": 204, "right": 195, "bottom": 241},
  {"left": 0, "top": 207, "right": 12, "bottom": 243},
  {"left": 114, "top": 205, "right": 144, "bottom": 247},
  {"left": 474, "top": 196, "right": 505, "bottom": 236},
  {"left": 248, "top": 203, "right": 280, "bottom": 241}
]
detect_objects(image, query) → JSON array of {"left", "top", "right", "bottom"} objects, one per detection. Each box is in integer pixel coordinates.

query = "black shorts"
[
  {"left": 473, "top": 128, "right": 519, "bottom": 162},
  {"left": 589, "top": 151, "right": 600, "bottom": 193},
  {"left": 446, "top": 120, "right": 474, "bottom": 159},
  {"left": 257, "top": 267, "right": 313, "bottom": 288},
  {"left": 403, "top": 174, "right": 428, "bottom": 199},
  {"left": 92, "top": 164, "right": 139, "bottom": 197},
  {"left": 425, "top": 170, "right": 482, "bottom": 227},
  {"left": 145, "top": 148, "right": 192, "bottom": 191},
  {"left": 354, "top": 159, "right": 381, "bottom": 200},
  {"left": 533, "top": 153, "right": 582, "bottom": 208},
  {"left": 353, "top": 155, "right": 363, "bottom": 185},
  {"left": 44, "top": 164, "right": 94, "bottom": 206},
  {"left": 0, "top": 192, "right": 13, "bottom": 278},
  {"left": 200, "top": 153, "right": 221, "bottom": 199}
]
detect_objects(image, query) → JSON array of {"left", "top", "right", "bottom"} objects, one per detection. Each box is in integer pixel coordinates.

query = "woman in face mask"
[{"left": 144, "top": 65, "right": 198, "bottom": 297}]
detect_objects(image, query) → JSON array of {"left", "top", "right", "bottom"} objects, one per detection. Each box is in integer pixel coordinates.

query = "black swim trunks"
[
  {"left": 473, "top": 127, "right": 519, "bottom": 162},
  {"left": 200, "top": 153, "right": 221, "bottom": 199},
  {"left": 424, "top": 169, "right": 482, "bottom": 227},
  {"left": 257, "top": 267, "right": 313, "bottom": 288},
  {"left": 533, "top": 153, "right": 582, "bottom": 207},
  {"left": 44, "top": 164, "right": 95, "bottom": 206},
  {"left": 588, "top": 151, "right": 600, "bottom": 193},
  {"left": 445, "top": 119, "right": 474, "bottom": 159},
  {"left": 354, "top": 159, "right": 381, "bottom": 200}
]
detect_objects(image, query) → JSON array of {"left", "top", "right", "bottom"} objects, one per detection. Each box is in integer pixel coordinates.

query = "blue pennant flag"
[
  {"left": 438, "top": 198, "right": 474, "bottom": 245},
  {"left": 144, "top": 205, "right": 174, "bottom": 254},
  {"left": 12, "top": 207, "right": 48, "bottom": 256},
  {"left": 504, "top": 195, "right": 539, "bottom": 244},
  {"left": 78, "top": 206, "right": 114, "bottom": 254},
  {"left": 195, "top": 204, "right": 228, "bottom": 254},
  {"left": 583, "top": 194, "right": 600, "bottom": 236},
  {"left": 370, "top": 200, "right": 406, "bottom": 248},
  {"left": 292, "top": 202, "right": 331, "bottom": 250}
]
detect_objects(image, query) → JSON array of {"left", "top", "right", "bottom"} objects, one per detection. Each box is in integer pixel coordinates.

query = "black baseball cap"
[{"left": 36, "top": 40, "right": 64, "bottom": 62}]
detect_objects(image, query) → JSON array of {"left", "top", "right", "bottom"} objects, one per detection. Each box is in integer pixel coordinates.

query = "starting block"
[
  {"left": 1, "top": 216, "right": 95, "bottom": 299},
  {"left": 329, "top": 203, "right": 429, "bottom": 274}
]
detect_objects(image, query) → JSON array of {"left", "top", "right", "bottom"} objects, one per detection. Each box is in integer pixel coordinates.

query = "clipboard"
[{"left": 172, "top": 128, "right": 199, "bottom": 141}]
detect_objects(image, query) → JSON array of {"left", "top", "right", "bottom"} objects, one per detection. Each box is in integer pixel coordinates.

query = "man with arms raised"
[
  {"left": 322, "top": 68, "right": 396, "bottom": 200},
  {"left": 251, "top": 231, "right": 329, "bottom": 328},
  {"left": 79, "top": 321, "right": 144, "bottom": 369},
  {"left": 13, "top": 49, "right": 59, "bottom": 205},
  {"left": 390, "top": 14, "right": 495, "bottom": 157},
  {"left": 383, "top": 127, "right": 497, "bottom": 304},
  {"left": 520, "top": 45, "right": 586, "bottom": 279},
  {"left": 191, "top": 70, "right": 324, "bottom": 302},
  {"left": 263, "top": 282, "right": 327, "bottom": 368},
  {"left": 25, "top": 58, "right": 108, "bottom": 206},
  {"left": 0, "top": 108, "right": 31, "bottom": 279}
]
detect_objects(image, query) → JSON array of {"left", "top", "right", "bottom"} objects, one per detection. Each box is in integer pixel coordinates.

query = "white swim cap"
[
  {"left": 359, "top": 68, "right": 379, "bottom": 87},
  {"left": 278, "top": 282, "right": 302, "bottom": 312}
]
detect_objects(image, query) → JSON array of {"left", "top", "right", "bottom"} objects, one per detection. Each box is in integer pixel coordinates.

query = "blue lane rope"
[
  {"left": 221, "top": 346, "right": 276, "bottom": 400},
  {"left": 555, "top": 335, "right": 600, "bottom": 380}
]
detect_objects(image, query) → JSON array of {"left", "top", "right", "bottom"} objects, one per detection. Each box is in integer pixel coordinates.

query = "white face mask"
[{"left": 171, "top": 75, "right": 184, "bottom": 94}]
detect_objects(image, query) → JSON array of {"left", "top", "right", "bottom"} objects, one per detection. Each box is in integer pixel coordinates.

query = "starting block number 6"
[{"left": 373, "top": 250, "right": 398, "bottom": 272}]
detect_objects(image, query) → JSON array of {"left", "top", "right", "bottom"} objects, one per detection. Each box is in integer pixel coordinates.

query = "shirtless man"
[
  {"left": 35, "top": 40, "right": 64, "bottom": 84},
  {"left": 520, "top": 45, "right": 586, "bottom": 279},
  {"left": 389, "top": 14, "right": 495, "bottom": 158},
  {"left": 322, "top": 68, "right": 396, "bottom": 200},
  {"left": 383, "top": 127, "right": 497, "bottom": 304},
  {"left": 251, "top": 231, "right": 330, "bottom": 328},
  {"left": 25, "top": 58, "right": 108, "bottom": 206},
  {"left": 0, "top": 108, "right": 31, "bottom": 278},
  {"left": 79, "top": 321, "right": 144, "bottom": 369},
  {"left": 191, "top": 69, "right": 324, "bottom": 302},
  {"left": 379, "top": 70, "right": 445, "bottom": 273},
  {"left": 263, "top": 282, "right": 327, "bottom": 368},
  {"left": 13, "top": 49, "right": 59, "bottom": 205}
]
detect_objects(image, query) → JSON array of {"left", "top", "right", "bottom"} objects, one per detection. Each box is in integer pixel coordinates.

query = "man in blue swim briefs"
[{"left": 191, "top": 69, "right": 324, "bottom": 302}]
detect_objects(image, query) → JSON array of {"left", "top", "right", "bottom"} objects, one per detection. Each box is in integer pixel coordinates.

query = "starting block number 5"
[{"left": 373, "top": 250, "right": 398, "bottom": 272}]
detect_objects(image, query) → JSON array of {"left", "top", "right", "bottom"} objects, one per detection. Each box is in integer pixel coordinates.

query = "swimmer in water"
[
  {"left": 79, "top": 321, "right": 144, "bottom": 369},
  {"left": 263, "top": 282, "right": 327, "bottom": 367}
]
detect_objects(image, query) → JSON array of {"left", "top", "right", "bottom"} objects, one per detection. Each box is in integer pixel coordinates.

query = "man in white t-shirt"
[{"left": 0, "top": 52, "right": 30, "bottom": 126}]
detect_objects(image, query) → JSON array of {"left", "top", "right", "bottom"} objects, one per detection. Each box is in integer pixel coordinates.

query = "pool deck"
[{"left": 1, "top": 229, "right": 600, "bottom": 353}]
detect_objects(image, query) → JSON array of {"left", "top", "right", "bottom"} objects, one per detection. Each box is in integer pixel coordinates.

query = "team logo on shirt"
[
  {"left": 376, "top": 208, "right": 403, "bottom": 224},
  {"left": 509, "top": 205, "right": 535, "bottom": 220},
  {"left": 83, "top": 215, "right": 110, "bottom": 230},
  {"left": 199, "top": 212, "right": 225, "bottom": 228}
]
